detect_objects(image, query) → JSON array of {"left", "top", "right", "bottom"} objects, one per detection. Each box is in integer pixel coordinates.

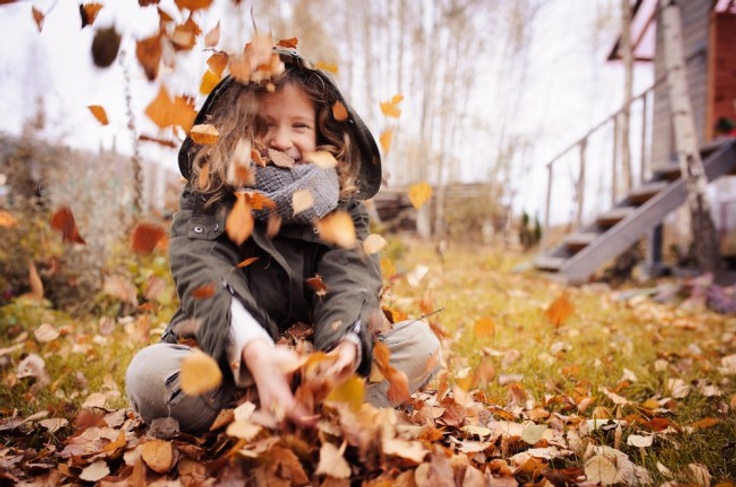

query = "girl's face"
[{"left": 259, "top": 83, "right": 317, "bottom": 164}]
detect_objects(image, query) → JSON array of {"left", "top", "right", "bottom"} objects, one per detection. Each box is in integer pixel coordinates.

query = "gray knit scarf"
[{"left": 253, "top": 164, "right": 340, "bottom": 225}]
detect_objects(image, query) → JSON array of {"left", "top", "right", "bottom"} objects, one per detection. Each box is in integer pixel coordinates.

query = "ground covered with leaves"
[{"left": 2, "top": 236, "right": 736, "bottom": 486}]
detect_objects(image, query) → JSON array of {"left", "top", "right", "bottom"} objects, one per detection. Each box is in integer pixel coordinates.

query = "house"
[{"left": 533, "top": 0, "right": 736, "bottom": 284}]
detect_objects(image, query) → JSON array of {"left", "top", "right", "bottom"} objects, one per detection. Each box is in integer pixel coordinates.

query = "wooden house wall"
[
  {"left": 708, "top": 12, "right": 736, "bottom": 140},
  {"left": 651, "top": 0, "right": 710, "bottom": 170}
]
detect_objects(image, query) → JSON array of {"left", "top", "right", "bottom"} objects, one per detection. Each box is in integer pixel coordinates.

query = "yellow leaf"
[
  {"left": 226, "top": 192, "right": 253, "bottom": 245},
  {"left": 543, "top": 293, "right": 575, "bottom": 327},
  {"left": 292, "top": 189, "right": 314, "bottom": 215},
  {"left": 315, "top": 61, "right": 338, "bottom": 74},
  {"left": 381, "top": 257, "right": 396, "bottom": 278},
  {"left": 180, "top": 349, "right": 222, "bottom": 396},
  {"left": 408, "top": 182, "right": 432, "bottom": 210},
  {"left": 315, "top": 211, "right": 356, "bottom": 248},
  {"left": 199, "top": 69, "right": 220, "bottom": 95},
  {"left": 189, "top": 124, "right": 219, "bottom": 145},
  {"left": 87, "top": 105, "right": 109, "bottom": 125},
  {"left": 325, "top": 376, "right": 365, "bottom": 413},
  {"left": 203, "top": 20, "right": 220, "bottom": 48},
  {"left": 363, "top": 234, "right": 386, "bottom": 255},
  {"left": 379, "top": 129, "right": 393, "bottom": 154},
  {"left": 380, "top": 94, "right": 403, "bottom": 118},
  {"left": 304, "top": 150, "right": 337, "bottom": 169},
  {"left": 472, "top": 316, "right": 495, "bottom": 339}
]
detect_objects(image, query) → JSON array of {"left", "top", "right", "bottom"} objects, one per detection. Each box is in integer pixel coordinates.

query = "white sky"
[{"left": 0, "top": 0, "right": 655, "bottom": 223}]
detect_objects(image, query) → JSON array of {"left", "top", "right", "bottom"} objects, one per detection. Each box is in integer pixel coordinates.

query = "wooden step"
[
  {"left": 628, "top": 181, "right": 668, "bottom": 205},
  {"left": 564, "top": 232, "right": 600, "bottom": 252},
  {"left": 652, "top": 164, "right": 681, "bottom": 181},
  {"left": 596, "top": 206, "right": 634, "bottom": 227},
  {"left": 533, "top": 255, "right": 566, "bottom": 271}
]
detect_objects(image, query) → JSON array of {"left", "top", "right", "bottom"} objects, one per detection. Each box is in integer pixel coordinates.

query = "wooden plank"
[
  {"left": 597, "top": 206, "right": 635, "bottom": 227},
  {"left": 564, "top": 232, "right": 600, "bottom": 252},
  {"left": 628, "top": 181, "right": 668, "bottom": 204}
]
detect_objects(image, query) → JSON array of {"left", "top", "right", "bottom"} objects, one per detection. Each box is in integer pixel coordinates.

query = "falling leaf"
[
  {"left": 315, "top": 61, "right": 338, "bottom": 74},
  {"left": 363, "top": 234, "right": 386, "bottom": 254},
  {"left": 136, "top": 33, "right": 163, "bottom": 81},
  {"left": 252, "top": 149, "right": 265, "bottom": 167},
  {"left": 91, "top": 26, "right": 121, "bottom": 67},
  {"left": 315, "top": 442, "right": 351, "bottom": 479},
  {"left": 543, "top": 293, "right": 575, "bottom": 328},
  {"left": 103, "top": 275, "right": 138, "bottom": 305},
  {"left": 267, "top": 213, "right": 282, "bottom": 237},
  {"left": 131, "top": 222, "right": 166, "bottom": 255},
  {"left": 332, "top": 101, "right": 348, "bottom": 122},
  {"left": 379, "top": 129, "right": 393, "bottom": 154},
  {"left": 315, "top": 211, "right": 356, "bottom": 248},
  {"left": 50, "top": 207, "right": 86, "bottom": 244},
  {"left": 245, "top": 192, "right": 276, "bottom": 211},
  {"left": 304, "top": 150, "right": 338, "bottom": 169},
  {"left": 227, "top": 139, "right": 255, "bottom": 187},
  {"left": 226, "top": 420, "right": 262, "bottom": 441},
  {"left": 87, "top": 105, "right": 109, "bottom": 125},
  {"left": 31, "top": 6, "right": 44, "bottom": 31},
  {"left": 0, "top": 210, "right": 19, "bottom": 228},
  {"left": 34, "top": 323, "right": 59, "bottom": 343},
  {"left": 228, "top": 53, "right": 251, "bottom": 83},
  {"left": 207, "top": 51, "right": 229, "bottom": 77},
  {"left": 473, "top": 316, "right": 495, "bottom": 339},
  {"left": 139, "top": 134, "right": 178, "bottom": 148},
  {"left": 170, "top": 18, "right": 200, "bottom": 51},
  {"left": 306, "top": 275, "right": 328, "bottom": 297},
  {"left": 276, "top": 37, "right": 298, "bottom": 49},
  {"left": 145, "top": 86, "right": 196, "bottom": 131},
  {"left": 28, "top": 261, "right": 43, "bottom": 300},
  {"left": 268, "top": 148, "right": 295, "bottom": 168},
  {"left": 226, "top": 192, "right": 254, "bottom": 245},
  {"left": 200, "top": 69, "right": 220, "bottom": 94},
  {"left": 79, "top": 460, "right": 110, "bottom": 482},
  {"left": 325, "top": 375, "right": 364, "bottom": 413},
  {"left": 204, "top": 20, "right": 220, "bottom": 47},
  {"left": 141, "top": 439, "right": 175, "bottom": 474},
  {"left": 180, "top": 349, "right": 222, "bottom": 395},
  {"left": 190, "top": 124, "right": 219, "bottom": 145},
  {"left": 379, "top": 94, "right": 403, "bottom": 118},
  {"left": 174, "top": 0, "right": 213, "bottom": 11},
  {"left": 80, "top": 3, "right": 103, "bottom": 27},
  {"left": 235, "top": 257, "right": 259, "bottom": 269},
  {"left": 292, "top": 190, "right": 314, "bottom": 215},
  {"left": 408, "top": 182, "right": 432, "bottom": 210},
  {"left": 191, "top": 282, "right": 216, "bottom": 299}
]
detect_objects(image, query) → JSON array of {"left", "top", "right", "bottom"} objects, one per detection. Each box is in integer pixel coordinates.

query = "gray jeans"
[{"left": 125, "top": 320, "right": 441, "bottom": 433}]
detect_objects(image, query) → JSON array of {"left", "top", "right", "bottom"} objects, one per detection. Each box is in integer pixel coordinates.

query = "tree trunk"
[
  {"left": 660, "top": 0, "right": 726, "bottom": 283},
  {"left": 620, "top": 0, "right": 634, "bottom": 191}
]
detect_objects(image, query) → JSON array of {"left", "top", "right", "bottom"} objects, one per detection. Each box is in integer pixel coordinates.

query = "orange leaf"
[
  {"left": 140, "top": 439, "right": 175, "bottom": 474},
  {"left": 276, "top": 37, "right": 298, "bottom": 49},
  {"left": 87, "top": 105, "right": 109, "bottom": 125},
  {"left": 408, "top": 182, "right": 432, "bottom": 210},
  {"left": 50, "top": 207, "right": 86, "bottom": 244},
  {"left": 136, "top": 33, "right": 162, "bottom": 81},
  {"left": 244, "top": 192, "right": 276, "bottom": 211},
  {"left": 199, "top": 69, "right": 220, "bottom": 95},
  {"left": 331, "top": 101, "right": 348, "bottom": 122},
  {"left": 131, "top": 222, "right": 166, "bottom": 255},
  {"left": 145, "top": 87, "right": 196, "bottom": 131},
  {"left": 80, "top": 3, "right": 103, "bottom": 27},
  {"left": 226, "top": 192, "right": 253, "bottom": 245},
  {"left": 0, "top": 210, "right": 18, "bottom": 228},
  {"left": 386, "top": 368, "right": 410, "bottom": 404},
  {"left": 227, "top": 140, "right": 255, "bottom": 187},
  {"left": 189, "top": 124, "right": 219, "bottom": 145},
  {"left": 379, "top": 129, "right": 393, "bottom": 154},
  {"left": 379, "top": 94, "right": 403, "bottom": 118},
  {"left": 203, "top": 20, "right": 220, "bottom": 48},
  {"left": 304, "top": 150, "right": 338, "bottom": 169},
  {"left": 31, "top": 6, "right": 44, "bottom": 32},
  {"left": 227, "top": 53, "right": 251, "bottom": 83},
  {"left": 174, "top": 0, "right": 213, "bottom": 11},
  {"left": 235, "top": 257, "right": 259, "bottom": 269},
  {"left": 472, "top": 317, "right": 495, "bottom": 339},
  {"left": 251, "top": 149, "right": 265, "bottom": 167},
  {"left": 315, "top": 211, "right": 356, "bottom": 248},
  {"left": 543, "top": 293, "right": 575, "bottom": 327},
  {"left": 191, "top": 282, "right": 216, "bottom": 299},
  {"left": 266, "top": 213, "right": 282, "bottom": 238},
  {"left": 305, "top": 275, "right": 328, "bottom": 297},
  {"left": 207, "top": 52, "right": 229, "bottom": 77}
]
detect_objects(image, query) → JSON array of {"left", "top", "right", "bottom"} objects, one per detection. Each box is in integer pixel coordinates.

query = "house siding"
[
  {"left": 651, "top": 0, "right": 710, "bottom": 170},
  {"left": 710, "top": 12, "right": 736, "bottom": 139}
]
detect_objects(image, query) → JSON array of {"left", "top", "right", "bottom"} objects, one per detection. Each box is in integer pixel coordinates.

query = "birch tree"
[{"left": 660, "top": 0, "right": 725, "bottom": 282}]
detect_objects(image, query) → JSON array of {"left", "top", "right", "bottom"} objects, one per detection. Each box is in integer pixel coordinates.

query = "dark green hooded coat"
[{"left": 161, "top": 52, "right": 383, "bottom": 383}]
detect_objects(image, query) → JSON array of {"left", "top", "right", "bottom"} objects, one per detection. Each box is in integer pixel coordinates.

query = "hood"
[{"left": 178, "top": 50, "right": 382, "bottom": 200}]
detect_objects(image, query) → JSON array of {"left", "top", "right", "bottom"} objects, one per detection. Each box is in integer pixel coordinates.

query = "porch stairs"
[{"left": 534, "top": 138, "right": 736, "bottom": 284}]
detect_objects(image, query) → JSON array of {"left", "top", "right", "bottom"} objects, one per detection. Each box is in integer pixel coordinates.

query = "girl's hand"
[
  {"left": 325, "top": 339, "right": 359, "bottom": 384},
  {"left": 242, "top": 340, "right": 315, "bottom": 427}
]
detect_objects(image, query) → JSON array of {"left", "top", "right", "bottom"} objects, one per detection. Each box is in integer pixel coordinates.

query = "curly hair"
[{"left": 189, "top": 63, "right": 361, "bottom": 206}]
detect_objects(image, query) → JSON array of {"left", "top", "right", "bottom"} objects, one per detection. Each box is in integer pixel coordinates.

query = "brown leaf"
[
  {"left": 305, "top": 274, "right": 328, "bottom": 297},
  {"left": 174, "top": 0, "right": 213, "bottom": 11},
  {"left": 235, "top": 257, "right": 259, "bottom": 269},
  {"left": 408, "top": 182, "right": 432, "bottom": 210},
  {"left": 50, "top": 207, "right": 86, "bottom": 244},
  {"left": 276, "top": 37, "right": 298, "bottom": 49},
  {"left": 244, "top": 192, "right": 276, "bottom": 210},
  {"left": 266, "top": 213, "right": 282, "bottom": 238},
  {"left": 145, "top": 86, "right": 196, "bottom": 131},
  {"left": 315, "top": 442, "right": 351, "bottom": 478},
  {"left": 131, "top": 222, "right": 166, "bottom": 255},
  {"left": 332, "top": 101, "right": 348, "bottom": 122},
  {"left": 79, "top": 460, "right": 110, "bottom": 482},
  {"left": 28, "top": 261, "right": 43, "bottom": 300},
  {"left": 103, "top": 275, "right": 138, "bottom": 305},
  {"left": 0, "top": 210, "right": 19, "bottom": 228},
  {"left": 191, "top": 282, "right": 216, "bottom": 299},
  {"left": 207, "top": 52, "right": 229, "bottom": 77},
  {"left": 315, "top": 211, "right": 356, "bottom": 248},
  {"left": 189, "top": 123, "right": 219, "bottom": 145},
  {"left": 292, "top": 189, "right": 314, "bottom": 216},
  {"left": 80, "top": 3, "right": 103, "bottom": 27},
  {"left": 31, "top": 6, "right": 44, "bottom": 31},
  {"left": 87, "top": 105, "right": 109, "bottom": 125},
  {"left": 203, "top": 20, "right": 220, "bottom": 47},
  {"left": 136, "top": 33, "right": 162, "bottom": 81},
  {"left": 544, "top": 293, "right": 575, "bottom": 328},
  {"left": 228, "top": 53, "right": 251, "bottom": 83},
  {"left": 139, "top": 134, "right": 178, "bottom": 148},
  {"left": 226, "top": 192, "right": 254, "bottom": 245},
  {"left": 170, "top": 18, "right": 200, "bottom": 51},
  {"left": 268, "top": 148, "right": 295, "bottom": 168},
  {"left": 227, "top": 139, "right": 254, "bottom": 187},
  {"left": 180, "top": 349, "right": 222, "bottom": 395},
  {"left": 140, "top": 439, "right": 175, "bottom": 474},
  {"left": 91, "top": 26, "right": 121, "bottom": 67}
]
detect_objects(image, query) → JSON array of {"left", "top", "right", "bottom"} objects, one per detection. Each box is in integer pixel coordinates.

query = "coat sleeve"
[
  {"left": 312, "top": 200, "right": 382, "bottom": 375},
  {"left": 167, "top": 204, "right": 277, "bottom": 373}
]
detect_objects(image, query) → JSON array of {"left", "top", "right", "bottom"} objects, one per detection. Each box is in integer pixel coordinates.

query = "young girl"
[{"left": 125, "top": 48, "right": 441, "bottom": 433}]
